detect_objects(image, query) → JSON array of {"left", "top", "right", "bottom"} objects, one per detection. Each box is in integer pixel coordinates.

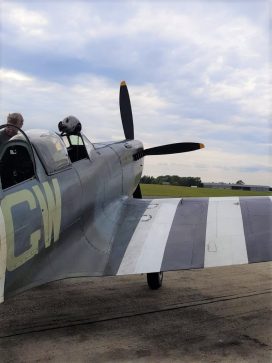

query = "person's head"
[{"left": 5, "top": 113, "right": 24, "bottom": 137}]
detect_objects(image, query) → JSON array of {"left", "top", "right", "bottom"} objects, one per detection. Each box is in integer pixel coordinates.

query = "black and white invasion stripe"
[{"left": 116, "top": 196, "right": 272, "bottom": 275}]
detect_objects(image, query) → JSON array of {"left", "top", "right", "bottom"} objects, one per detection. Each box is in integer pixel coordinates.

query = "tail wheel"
[{"left": 147, "top": 272, "right": 163, "bottom": 290}]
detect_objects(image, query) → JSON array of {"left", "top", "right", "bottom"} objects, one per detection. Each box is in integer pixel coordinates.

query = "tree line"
[{"left": 140, "top": 175, "right": 203, "bottom": 187}]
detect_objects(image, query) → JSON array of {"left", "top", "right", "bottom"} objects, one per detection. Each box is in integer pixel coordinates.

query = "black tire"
[{"left": 147, "top": 272, "right": 163, "bottom": 290}]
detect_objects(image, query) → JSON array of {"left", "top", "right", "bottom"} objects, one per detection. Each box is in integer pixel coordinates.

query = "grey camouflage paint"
[{"left": 0, "top": 131, "right": 271, "bottom": 301}]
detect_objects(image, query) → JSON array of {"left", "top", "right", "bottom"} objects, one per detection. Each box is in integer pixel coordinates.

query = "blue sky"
[{"left": 0, "top": 0, "right": 271, "bottom": 185}]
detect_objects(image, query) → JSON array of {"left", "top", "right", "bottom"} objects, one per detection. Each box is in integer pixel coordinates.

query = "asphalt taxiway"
[{"left": 0, "top": 263, "right": 271, "bottom": 362}]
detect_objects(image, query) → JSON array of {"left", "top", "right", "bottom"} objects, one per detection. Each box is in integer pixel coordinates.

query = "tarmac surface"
[{"left": 0, "top": 263, "right": 271, "bottom": 363}]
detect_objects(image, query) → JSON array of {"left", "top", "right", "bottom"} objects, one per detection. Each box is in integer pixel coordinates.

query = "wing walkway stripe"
[
  {"left": 0, "top": 206, "right": 7, "bottom": 303},
  {"left": 161, "top": 198, "right": 209, "bottom": 271},
  {"left": 240, "top": 197, "right": 272, "bottom": 263},
  {"left": 204, "top": 197, "right": 248, "bottom": 268},
  {"left": 105, "top": 200, "right": 150, "bottom": 275},
  {"left": 117, "top": 199, "right": 180, "bottom": 275}
]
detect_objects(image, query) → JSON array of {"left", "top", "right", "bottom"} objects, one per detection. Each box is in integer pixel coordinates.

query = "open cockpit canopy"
[
  {"left": 0, "top": 125, "right": 95, "bottom": 181},
  {"left": 8, "top": 129, "right": 94, "bottom": 174},
  {"left": 26, "top": 130, "right": 94, "bottom": 175},
  {"left": 16, "top": 129, "right": 71, "bottom": 174},
  {"left": 60, "top": 133, "right": 94, "bottom": 162}
]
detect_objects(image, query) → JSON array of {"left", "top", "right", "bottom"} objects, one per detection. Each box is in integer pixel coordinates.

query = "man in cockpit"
[{"left": 0, "top": 113, "right": 24, "bottom": 146}]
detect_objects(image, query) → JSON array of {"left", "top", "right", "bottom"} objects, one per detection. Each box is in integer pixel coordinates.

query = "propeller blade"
[
  {"left": 144, "top": 142, "right": 205, "bottom": 156},
  {"left": 119, "top": 81, "right": 134, "bottom": 140}
]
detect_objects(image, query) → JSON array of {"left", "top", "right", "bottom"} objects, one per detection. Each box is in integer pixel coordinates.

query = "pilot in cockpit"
[{"left": 0, "top": 113, "right": 24, "bottom": 146}]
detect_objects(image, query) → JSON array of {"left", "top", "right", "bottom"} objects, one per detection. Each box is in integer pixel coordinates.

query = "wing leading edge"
[{"left": 107, "top": 196, "right": 272, "bottom": 275}]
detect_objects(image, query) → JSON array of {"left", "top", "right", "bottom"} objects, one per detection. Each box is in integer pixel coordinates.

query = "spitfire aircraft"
[{"left": 0, "top": 81, "right": 271, "bottom": 303}]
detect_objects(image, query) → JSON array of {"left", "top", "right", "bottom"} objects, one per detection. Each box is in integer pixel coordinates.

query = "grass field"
[{"left": 140, "top": 184, "right": 272, "bottom": 198}]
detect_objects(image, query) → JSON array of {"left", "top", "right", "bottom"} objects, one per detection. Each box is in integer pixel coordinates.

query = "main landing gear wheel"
[{"left": 147, "top": 272, "right": 163, "bottom": 290}]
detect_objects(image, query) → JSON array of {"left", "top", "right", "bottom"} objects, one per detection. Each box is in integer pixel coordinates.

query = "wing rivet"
[{"left": 141, "top": 215, "right": 152, "bottom": 222}]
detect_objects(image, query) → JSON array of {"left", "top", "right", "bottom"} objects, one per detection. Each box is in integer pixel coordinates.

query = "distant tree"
[
  {"left": 140, "top": 175, "right": 158, "bottom": 184},
  {"left": 140, "top": 175, "right": 203, "bottom": 187},
  {"left": 236, "top": 180, "right": 245, "bottom": 185}
]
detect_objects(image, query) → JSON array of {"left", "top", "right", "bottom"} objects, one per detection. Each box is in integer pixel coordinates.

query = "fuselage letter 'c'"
[
  {"left": 1, "top": 178, "right": 62, "bottom": 272},
  {"left": 2, "top": 190, "right": 40, "bottom": 272}
]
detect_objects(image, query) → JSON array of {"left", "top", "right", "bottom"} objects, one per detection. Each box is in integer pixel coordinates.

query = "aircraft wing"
[
  {"left": 2, "top": 195, "right": 271, "bottom": 301},
  {"left": 107, "top": 196, "right": 272, "bottom": 275}
]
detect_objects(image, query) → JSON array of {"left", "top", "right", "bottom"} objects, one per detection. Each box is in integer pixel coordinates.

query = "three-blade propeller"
[
  {"left": 119, "top": 81, "right": 205, "bottom": 199},
  {"left": 119, "top": 81, "right": 205, "bottom": 156}
]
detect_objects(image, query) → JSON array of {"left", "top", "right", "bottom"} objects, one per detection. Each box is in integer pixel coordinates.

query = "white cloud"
[
  {"left": 0, "top": 69, "right": 33, "bottom": 82},
  {"left": 0, "top": 68, "right": 169, "bottom": 142},
  {"left": 0, "top": 1, "right": 270, "bottom": 185},
  {"left": 1, "top": 66, "right": 270, "bottom": 185},
  {"left": 143, "top": 148, "right": 272, "bottom": 185},
  {"left": 3, "top": 3, "right": 48, "bottom": 38},
  {"left": 2, "top": 2, "right": 268, "bottom": 61}
]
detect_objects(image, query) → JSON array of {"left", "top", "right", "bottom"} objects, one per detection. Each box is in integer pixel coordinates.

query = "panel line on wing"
[
  {"left": 117, "top": 199, "right": 180, "bottom": 275},
  {"left": 204, "top": 197, "right": 248, "bottom": 267}
]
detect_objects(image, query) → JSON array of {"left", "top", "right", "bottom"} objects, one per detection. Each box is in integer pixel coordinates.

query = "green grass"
[{"left": 140, "top": 183, "right": 272, "bottom": 198}]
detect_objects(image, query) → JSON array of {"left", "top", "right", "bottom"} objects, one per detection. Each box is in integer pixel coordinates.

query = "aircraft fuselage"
[{"left": 0, "top": 131, "right": 143, "bottom": 299}]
